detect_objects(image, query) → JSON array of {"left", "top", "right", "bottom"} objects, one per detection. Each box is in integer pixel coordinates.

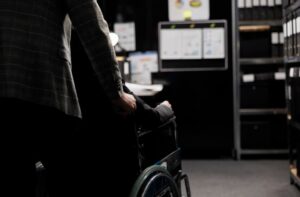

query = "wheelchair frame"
[{"left": 130, "top": 116, "right": 191, "bottom": 197}]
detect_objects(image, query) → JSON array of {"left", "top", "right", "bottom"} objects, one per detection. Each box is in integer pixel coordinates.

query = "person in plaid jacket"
[{"left": 0, "top": 0, "right": 136, "bottom": 196}]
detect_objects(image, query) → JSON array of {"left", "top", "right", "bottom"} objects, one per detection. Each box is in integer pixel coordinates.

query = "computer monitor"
[{"left": 158, "top": 20, "right": 228, "bottom": 71}]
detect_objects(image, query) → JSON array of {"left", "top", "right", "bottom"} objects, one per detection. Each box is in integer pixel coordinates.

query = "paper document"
[
  {"left": 203, "top": 28, "right": 225, "bottom": 59},
  {"left": 114, "top": 22, "right": 136, "bottom": 51},
  {"left": 128, "top": 51, "right": 158, "bottom": 85},
  {"left": 160, "top": 29, "right": 202, "bottom": 60}
]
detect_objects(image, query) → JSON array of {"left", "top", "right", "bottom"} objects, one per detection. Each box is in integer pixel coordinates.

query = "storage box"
[
  {"left": 241, "top": 115, "right": 288, "bottom": 149},
  {"left": 241, "top": 80, "right": 286, "bottom": 108}
]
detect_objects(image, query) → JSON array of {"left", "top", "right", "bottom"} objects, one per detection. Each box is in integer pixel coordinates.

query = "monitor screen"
[{"left": 158, "top": 20, "right": 228, "bottom": 71}]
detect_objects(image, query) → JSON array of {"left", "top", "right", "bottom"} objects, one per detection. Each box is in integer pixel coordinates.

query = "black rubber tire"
[{"left": 130, "top": 165, "right": 180, "bottom": 197}]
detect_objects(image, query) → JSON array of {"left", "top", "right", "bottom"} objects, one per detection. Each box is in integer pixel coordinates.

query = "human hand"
[
  {"left": 161, "top": 100, "right": 172, "bottom": 109},
  {"left": 112, "top": 92, "right": 136, "bottom": 115}
]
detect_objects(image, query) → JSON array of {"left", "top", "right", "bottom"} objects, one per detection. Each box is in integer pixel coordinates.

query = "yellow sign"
[
  {"left": 183, "top": 10, "right": 192, "bottom": 21},
  {"left": 189, "top": 0, "right": 202, "bottom": 7}
]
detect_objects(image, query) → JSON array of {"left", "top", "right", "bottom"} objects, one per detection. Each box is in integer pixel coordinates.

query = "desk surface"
[{"left": 125, "top": 83, "right": 163, "bottom": 96}]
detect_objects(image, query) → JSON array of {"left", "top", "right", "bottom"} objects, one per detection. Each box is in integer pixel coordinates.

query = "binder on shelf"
[
  {"left": 241, "top": 117, "right": 287, "bottom": 150},
  {"left": 259, "top": 0, "right": 268, "bottom": 20},
  {"left": 253, "top": 0, "right": 260, "bottom": 20},
  {"left": 270, "top": 26, "right": 283, "bottom": 57},
  {"left": 287, "top": 16, "right": 293, "bottom": 57},
  {"left": 238, "top": 0, "right": 246, "bottom": 21},
  {"left": 293, "top": 15, "right": 297, "bottom": 57},
  {"left": 297, "top": 9, "right": 300, "bottom": 56},
  {"left": 283, "top": 18, "right": 288, "bottom": 58},
  {"left": 241, "top": 80, "right": 286, "bottom": 108},
  {"left": 271, "top": 32, "right": 280, "bottom": 57},
  {"left": 275, "top": 0, "right": 283, "bottom": 19},
  {"left": 245, "top": 0, "right": 253, "bottom": 20},
  {"left": 267, "top": 0, "right": 275, "bottom": 20},
  {"left": 279, "top": 32, "right": 284, "bottom": 56},
  {"left": 282, "top": 0, "right": 289, "bottom": 8},
  {"left": 289, "top": 67, "right": 299, "bottom": 78}
]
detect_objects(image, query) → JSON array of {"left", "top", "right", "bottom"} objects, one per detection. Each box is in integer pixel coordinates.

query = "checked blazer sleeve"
[
  {"left": 65, "top": 0, "right": 123, "bottom": 99},
  {"left": 0, "top": 0, "right": 124, "bottom": 118}
]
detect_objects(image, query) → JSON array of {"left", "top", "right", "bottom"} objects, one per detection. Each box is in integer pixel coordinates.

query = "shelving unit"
[
  {"left": 240, "top": 108, "right": 287, "bottom": 115},
  {"left": 239, "top": 20, "right": 283, "bottom": 26},
  {"left": 235, "top": 0, "right": 287, "bottom": 160},
  {"left": 284, "top": 0, "right": 300, "bottom": 14},
  {"left": 285, "top": 56, "right": 300, "bottom": 63},
  {"left": 240, "top": 57, "right": 284, "bottom": 65},
  {"left": 283, "top": 0, "right": 300, "bottom": 188}
]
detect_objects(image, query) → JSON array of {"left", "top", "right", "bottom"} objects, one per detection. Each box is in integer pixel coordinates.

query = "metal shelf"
[
  {"left": 240, "top": 58, "right": 284, "bottom": 65},
  {"left": 234, "top": 1, "right": 286, "bottom": 160},
  {"left": 240, "top": 108, "right": 287, "bottom": 116},
  {"left": 284, "top": 1, "right": 300, "bottom": 187},
  {"left": 285, "top": 57, "right": 300, "bottom": 64},
  {"left": 239, "top": 20, "right": 283, "bottom": 27},
  {"left": 241, "top": 149, "right": 289, "bottom": 155}
]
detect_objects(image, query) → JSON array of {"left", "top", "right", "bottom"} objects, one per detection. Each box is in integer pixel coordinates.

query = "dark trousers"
[
  {"left": 0, "top": 98, "right": 82, "bottom": 197},
  {"left": 79, "top": 115, "right": 140, "bottom": 196},
  {"left": 0, "top": 98, "right": 140, "bottom": 196}
]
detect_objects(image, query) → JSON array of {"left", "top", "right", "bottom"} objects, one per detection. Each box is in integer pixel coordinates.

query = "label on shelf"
[
  {"left": 290, "top": 67, "right": 294, "bottom": 77},
  {"left": 274, "top": 72, "right": 286, "bottom": 80},
  {"left": 245, "top": 0, "right": 252, "bottom": 7},
  {"left": 280, "top": 32, "right": 284, "bottom": 44},
  {"left": 242, "top": 74, "right": 255, "bottom": 83},
  {"left": 238, "top": 0, "right": 245, "bottom": 8},
  {"left": 260, "top": 0, "right": 267, "bottom": 6},
  {"left": 272, "top": 32, "right": 279, "bottom": 44},
  {"left": 268, "top": 0, "right": 275, "bottom": 6},
  {"left": 253, "top": 0, "right": 260, "bottom": 6},
  {"left": 124, "top": 62, "right": 130, "bottom": 75},
  {"left": 288, "top": 85, "right": 292, "bottom": 100}
]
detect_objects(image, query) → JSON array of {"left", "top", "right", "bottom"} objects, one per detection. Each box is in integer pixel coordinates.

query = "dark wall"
[
  {"left": 100, "top": 0, "right": 233, "bottom": 53},
  {"left": 99, "top": 0, "right": 168, "bottom": 51}
]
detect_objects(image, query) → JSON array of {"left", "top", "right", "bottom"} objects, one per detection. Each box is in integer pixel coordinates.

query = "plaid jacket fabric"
[{"left": 0, "top": 0, "right": 123, "bottom": 118}]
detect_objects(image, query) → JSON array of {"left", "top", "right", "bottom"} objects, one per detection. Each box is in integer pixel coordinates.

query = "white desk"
[{"left": 125, "top": 83, "right": 163, "bottom": 97}]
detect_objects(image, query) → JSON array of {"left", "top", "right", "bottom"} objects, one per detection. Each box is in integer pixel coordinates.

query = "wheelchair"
[
  {"left": 130, "top": 116, "right": 191, "bottom": 197},
  {"left": 35, "top": 116, "right": 191, "bottom": 197}
]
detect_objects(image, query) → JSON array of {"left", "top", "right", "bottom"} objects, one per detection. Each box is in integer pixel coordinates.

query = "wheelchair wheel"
[{"left": 130, "top": 165, "right": 180, "bottom": 197}]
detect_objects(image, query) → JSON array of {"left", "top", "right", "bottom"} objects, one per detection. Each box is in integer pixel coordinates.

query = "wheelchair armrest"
[{"left": 137, "top": 116, "right": 176, "bottom": 138}]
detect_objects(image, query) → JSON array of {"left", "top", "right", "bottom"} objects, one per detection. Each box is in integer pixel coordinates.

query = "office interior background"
[{"left": 69, "top": 0, "right": 300, "bottom": 196}]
